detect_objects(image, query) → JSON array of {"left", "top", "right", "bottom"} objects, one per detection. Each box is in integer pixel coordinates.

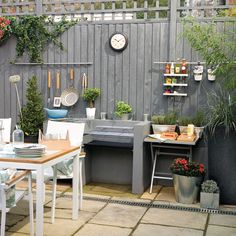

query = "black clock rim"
[{"left": 109, "top": 32, "right": 128, "bottom": 52}]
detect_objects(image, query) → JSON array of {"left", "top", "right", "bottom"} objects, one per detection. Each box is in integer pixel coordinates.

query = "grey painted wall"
[{"left": 0, "top": 20, "right": 233, "bottom": 128}]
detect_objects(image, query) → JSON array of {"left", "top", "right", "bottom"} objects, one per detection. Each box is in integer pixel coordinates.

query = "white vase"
[
  {"left": 207, "top": 69, "right": 216, "bottom": 81},
  {"left": 121, "top": 113, "right": 129, "bottom": 120},
  {"left": 86, "top": 108, "right": 96, "bottom": 119}
]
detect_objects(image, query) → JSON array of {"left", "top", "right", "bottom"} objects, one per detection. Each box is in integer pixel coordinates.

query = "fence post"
[
  {"left": 36, "top": 0, "right": 43, "bottom": 16},
  {"left": 169, "top": 0, "right": 178, "bottom": 61}
]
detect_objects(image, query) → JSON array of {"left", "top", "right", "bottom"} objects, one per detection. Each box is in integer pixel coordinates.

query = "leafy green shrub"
[
  {"left": 201, "top": 180, "right": 219, "bottom": 193},
  {"left": 115, "top": 101, "right": 132, "bottom": 117},
  {"left": 82, "top": 88, "right": 101, "bottom": 108}
]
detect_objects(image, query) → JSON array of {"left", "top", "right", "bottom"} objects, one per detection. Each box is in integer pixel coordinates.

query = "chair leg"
[
  {"left": 79, "top": 159, "right": 83, "bottom": 210},
  {"left": 28, "top": 173, "right": 34, "bottom": 236},
  {"left": 1, "top": 189, "right": 7, "bottom": 236},
  {"left": 51, "top": 165, "right": 57, "bottom": 224}
]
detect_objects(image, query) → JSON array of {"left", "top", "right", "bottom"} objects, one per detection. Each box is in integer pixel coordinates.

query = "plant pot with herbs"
[
  {"left": 19, "top": 75, "right": 45, "bottom": 143},
  {"left": 170, "top": 158, "right": 206, "bottom": 204},
  {"left": 115, "top": 101, "right": 132, "bottom": 120},
  {"left": 200, "top": 180, "right": 220, "bottom": 209},
  {"left": 82, "top": 88, "right": 101, "bottom": 119}
]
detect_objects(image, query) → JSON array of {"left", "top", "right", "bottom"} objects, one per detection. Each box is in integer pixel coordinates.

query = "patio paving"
[{"left": 4, "top": 182, "right": 236, "bottom": 236}]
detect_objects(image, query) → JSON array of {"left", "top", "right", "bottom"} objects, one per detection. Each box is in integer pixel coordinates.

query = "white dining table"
[{"left": 0, "top": 145, "right": 81, "bottom": 236}]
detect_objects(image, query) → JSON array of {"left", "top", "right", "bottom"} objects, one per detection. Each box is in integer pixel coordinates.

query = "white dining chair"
[
  {"left": 42, "top": 121, "right": 85, "bottom": 223},
  {"left": 0, "top": 170, "right": 34, "bottom": 236},
  {"left": 0, "top": 118, "right": 12, "bottom": 143}
]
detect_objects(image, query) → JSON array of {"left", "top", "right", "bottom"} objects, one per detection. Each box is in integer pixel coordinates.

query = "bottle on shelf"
[
  {"left": 175, "top": 58, "right": 181, "bottom": 74},
  {"left": 165, "top": 63, "right": 170, "bottom": 74},
  {"left": 170, "top": 62, "right": 175, "bottom": 74},
  {"left": 181, "top": 58, "right": 188, "bottom": 74},
  {"left": 175, "top": 121, "right": 181, "bottom": 135},
  {"left": 12, "top": 125, "right": 24, "bottom": 146}
]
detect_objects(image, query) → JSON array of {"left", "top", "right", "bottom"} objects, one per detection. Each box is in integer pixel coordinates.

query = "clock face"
[{"left": 109, "top": 33, "right": 128, "bottom": 51}]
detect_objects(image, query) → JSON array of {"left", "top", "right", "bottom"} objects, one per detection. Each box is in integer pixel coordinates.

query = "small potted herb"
[
  {"left": 200, "top": 180, "right": 220, "bottom": 209},
  {"left": 82, "top": 88, "right": 101, "bottom": 119},
  {"left": 115, "top": 101, "right": 132, "bottom": 120}
]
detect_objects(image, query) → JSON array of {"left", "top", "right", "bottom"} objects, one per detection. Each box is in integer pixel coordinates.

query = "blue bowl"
[{"left": 44, "top": 108, "right": 68, "bottom": 119}]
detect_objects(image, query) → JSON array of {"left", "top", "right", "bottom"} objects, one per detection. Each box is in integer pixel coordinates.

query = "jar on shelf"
[
  {"left": 175, "top": 58, "right": 181, "bottom": 74},
  {"left": 181, "top": 59, "right": 188, "bottom": 74},
  {"left": 165, "top": 63, "right": 170, "bottom": 74}
]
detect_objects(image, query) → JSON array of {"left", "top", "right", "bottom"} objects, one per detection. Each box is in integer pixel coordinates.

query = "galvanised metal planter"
[
  {"left": 173, "top": 174, "right": 203, "bottom": 204},
  {"left": 200, "top": 192, "right": 219, "bottom": 209}
]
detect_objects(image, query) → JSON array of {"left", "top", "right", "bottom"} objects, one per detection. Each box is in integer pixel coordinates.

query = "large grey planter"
[
  {"left": 173, "top": 174, "right": 203, "bottom": 204},
  {"left": 200, "top": 192, "right": 219, "bottom": 209}
]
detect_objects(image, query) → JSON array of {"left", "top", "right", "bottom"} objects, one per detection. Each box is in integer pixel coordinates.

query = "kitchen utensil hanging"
[
  {"left": 47, "top": 71, "right": 51, "bottom": 106},
  {"left": 82, "top": 73, "right": 88, "bottom": 94},
  {"left": 61, "top": 68, "right": 79, "bottom": 107},
  {"left": 53, "top": 72, "right": 62, "bottom": 107}
]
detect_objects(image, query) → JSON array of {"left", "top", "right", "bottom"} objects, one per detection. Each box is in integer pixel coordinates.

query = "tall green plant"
[
  {"left": 10, "top": 16, "right": 77, "bottom": 63},
  {"left": 182, "top": 17, "right": 236, "bottom": 90},
  {"left": 19, "top": 76, "right": 45, "bottom": 136}
]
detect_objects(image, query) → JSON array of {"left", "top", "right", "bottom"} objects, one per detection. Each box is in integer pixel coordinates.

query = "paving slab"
[
  {"left": 155, "top": 186, "right": 176, "bottom": 202},
  {"left": 141, "top": 208, "right": 208, "bottom": 230},
  {"left": 206, "top": 225, "right": 236, "bottom": 236},
  {"left": 209, "top": 214, "right": 236, "bottom": 227},
  {"left": 74, "top": 223, "right": 132, "bottom": 236},
  {"left": 90, "top": 203, "right": 147, "bottom": 228},
  {"left": 5, "top": 213, "right": 25, "bottom": 227},
  {"left": 132, "top": 223, "right": 204, "bottom": 236},
  {"left": 8, "top": 211, "right": 94, "bottom": 236},
  {"left": 46, "top": 196, "right": 108, "bottom": 213},
  {"left": 140, "top": 185, "right": 161, "bottom": 200}
]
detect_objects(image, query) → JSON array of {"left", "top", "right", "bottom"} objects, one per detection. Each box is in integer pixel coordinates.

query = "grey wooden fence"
[{"left": 0, "top": 0, "right": 235, "bottom": 127}]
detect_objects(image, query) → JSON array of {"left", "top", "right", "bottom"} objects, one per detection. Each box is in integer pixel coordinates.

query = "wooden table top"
[{"left": 0, "top": 146, "right": 80, "bottom": 164}]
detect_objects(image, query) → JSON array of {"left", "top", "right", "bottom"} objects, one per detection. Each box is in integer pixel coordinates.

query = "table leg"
[
  {"left": 149, "top": 150, "right": 157, "bottom": 194},
  {"left": 36, "top": 167, "right": 44, "bottom": 236},
  {"left": 72, "top": 155, "right": 79, "bottom": 220}
]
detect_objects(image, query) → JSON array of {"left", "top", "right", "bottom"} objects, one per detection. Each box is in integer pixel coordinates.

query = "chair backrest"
[
  {"left": 0, "top": 118, "right": 11, "bottom": 143},
  {"left": 46, "top": 121, "right": 85, "bottom": 146}
]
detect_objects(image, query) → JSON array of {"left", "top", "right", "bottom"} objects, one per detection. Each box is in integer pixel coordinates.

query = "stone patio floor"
[{"left": 4, "top": 181, "right": 236, "bottom": 236}]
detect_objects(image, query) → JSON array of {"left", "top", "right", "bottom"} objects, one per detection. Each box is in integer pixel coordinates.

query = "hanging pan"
[{"left": 61, "top": 68, "right": 79, "bottom": 107}]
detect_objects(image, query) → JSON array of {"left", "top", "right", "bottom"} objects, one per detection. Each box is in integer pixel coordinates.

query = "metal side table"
[{"left": 144, "top": 137, "right": 199, "bottom": 194}]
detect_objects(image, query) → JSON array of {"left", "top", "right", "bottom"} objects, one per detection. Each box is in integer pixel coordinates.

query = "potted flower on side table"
[
  {"left": 170, "top": 158, "right": 206, "bottom": 204},
  {"left": 82, "top": 88, "right": 101, "bottom": 119},
  {"left": 200, "top": 180, "right": 220, "bottom": 209}
]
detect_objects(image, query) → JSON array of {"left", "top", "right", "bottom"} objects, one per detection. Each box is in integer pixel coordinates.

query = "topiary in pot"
[
  {"left": 19, "top": 75, "right": 45, "bottom": 142},
  {"left": 82, "top": 88, "right": 101, "bottom": 119},
  {"left": 200, "top": 180, "right": 220, "bottom": 209},
  {"left": 115, "top": 101, "right": 132, "bottom": 120}
]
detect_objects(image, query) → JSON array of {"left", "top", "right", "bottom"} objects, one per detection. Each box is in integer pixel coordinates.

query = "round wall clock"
[{"left": 109, "top": 32, "right": 128, "bottom": 52}]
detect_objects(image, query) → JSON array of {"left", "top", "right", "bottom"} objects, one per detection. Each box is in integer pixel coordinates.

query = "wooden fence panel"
[{"left": 0, "top": 19, "right": 235, "bottom": 127}]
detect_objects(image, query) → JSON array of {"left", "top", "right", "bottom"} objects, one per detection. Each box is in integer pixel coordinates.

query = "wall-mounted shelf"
[
  {"left": 164, "top": 73, "right": 188, "bottom": 77},
  {"left": 12, "top": 62, "right": 93, "bottom": 65},
  {"left": 163, "top": 83, "right": 188, "bottom": 87},
  {"left": 163, "top": 93, "right": 187, "bottom": 97}
]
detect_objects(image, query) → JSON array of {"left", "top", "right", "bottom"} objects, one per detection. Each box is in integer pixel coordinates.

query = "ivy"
[{"left": 10, "top": 16, "right": 78, "bottom": 63}]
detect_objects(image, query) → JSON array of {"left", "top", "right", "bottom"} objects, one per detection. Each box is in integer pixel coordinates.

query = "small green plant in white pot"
[
  {"left": 200, "top": 180, "right": 220, "bottom": 209},
  {"left": 115, "top": 101, "right": 132, "bottom": 120},
  {"left": 82, "top": 88, "right": 101, "bottom": 119}
]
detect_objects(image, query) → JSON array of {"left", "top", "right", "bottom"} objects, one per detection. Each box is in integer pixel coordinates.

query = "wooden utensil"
[
  {"left": 47, "top": 70, "right": 51, "bottom": 106},
  {"left": 53, "top": 72, "right": 62, "bottom": 107}
]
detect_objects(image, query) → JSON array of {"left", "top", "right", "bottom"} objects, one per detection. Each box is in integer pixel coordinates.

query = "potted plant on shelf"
[
  {"left": 19, "top": 75, "right": 45, "bottom": 143},
  {"left": 200, "top": 180, "right": 220, "bottom": 209},
  {"left": 115, "top": 101, "right": 132, "bottom": 120},
  {"left": 170, "top": 158, "right": 206, "bottom": 204},
  {"left": 82, "top": 88, "right": 101, "bottom": 119}
]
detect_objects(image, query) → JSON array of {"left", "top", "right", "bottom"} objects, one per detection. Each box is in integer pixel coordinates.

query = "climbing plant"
[{"left": 10, "top": 16, "right": 78, "bottom": 63}]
